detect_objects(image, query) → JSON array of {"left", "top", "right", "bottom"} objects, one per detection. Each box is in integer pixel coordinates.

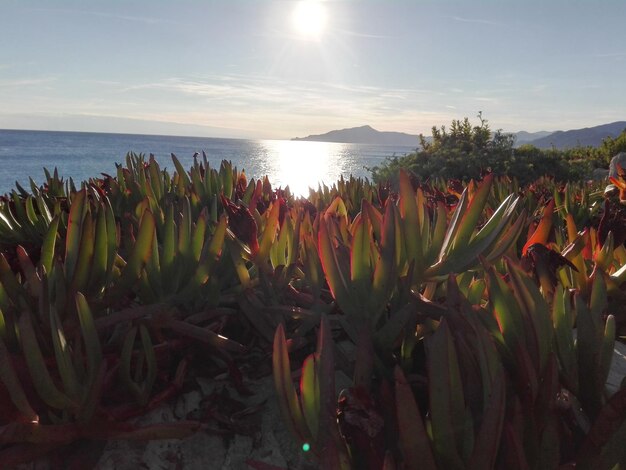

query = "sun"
[{"left": 292, "top": 1, "right": 328, "bottom": 40}]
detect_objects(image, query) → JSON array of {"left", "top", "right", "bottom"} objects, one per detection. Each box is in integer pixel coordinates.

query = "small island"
[{"left": 292, "top": 124, "right": 421, "bottom": 146}]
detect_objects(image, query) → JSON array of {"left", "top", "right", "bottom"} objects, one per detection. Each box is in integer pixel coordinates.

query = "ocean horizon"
[{"left": 0, "top": 128, "right": 417, "bottom": 196}]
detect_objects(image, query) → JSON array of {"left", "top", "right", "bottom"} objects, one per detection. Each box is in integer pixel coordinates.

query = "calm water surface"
[{"left": 0, "top": 129, "right": 416, "bottom": 196}]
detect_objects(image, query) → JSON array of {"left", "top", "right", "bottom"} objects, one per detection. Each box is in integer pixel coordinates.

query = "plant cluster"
[
  {"left": 370, "top": 115, "right": 626, "bottom": 186},
  {"left": 0, "top": 153, "right": 625, "bottom": 468}
]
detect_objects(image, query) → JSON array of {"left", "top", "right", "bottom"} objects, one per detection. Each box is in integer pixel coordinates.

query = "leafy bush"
[{"left": 370, "top": 115, "right": 614, "bottom": 186}]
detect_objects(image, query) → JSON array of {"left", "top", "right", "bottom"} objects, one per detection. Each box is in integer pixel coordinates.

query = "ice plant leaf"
[
  {"left": 300, "top": 353, "right": 320, "bottom": 439},
  {"left": 162, "top": 203, "right": 177, "bottom": 284},
  {"left": 589, "top": 269, "right": 608, "bottom": 324},
  {"left": 171, "top": 153, "right": 191, "bottom": 193},
  {"left": 482, "top": 206, "right": 527, "bottom": 264},
  {"left": 425, "top": 200, "right": 447, "bottom": 265},
  {"left": 599, "top": 315, "right": 616, "bottom": 396},
  {"left": 440, "top": 188, "right": 468, "bottom": 258},
  {"left": 166, "top": 319, "right": 246, "bottom": 354},
  {"left": 506, "top": 259, "right": 551, "bottom": 374},
  {"left": 0, "top": 336, "right": 38, "bottom": 422},
  {"left": 257, "top": 197, "right": 281, "bottom": 262},
  {"left": 65, "top": 189, "right": 86, "bottom": 283},
  {"left": 89, "top": 204, "right": 108, "bottom": 291},
  {"left": 18, "top": 311, "right": 75, "bottom": 410},
  {"left": 192, "top": 214, "right": 227, "bottom": 286},
  {"left": 427, "top": 195, "right": 521, "bottom": 278},
  {"left": 522, "top": 198, "right": 555, "bottom": 256},
  {"left": 575, "top": 291, "right": 602, "bottom": 417},
  {"left": 49, "top": 306, "right": 80, "bottom": 400},
  {"left": 221, "top": 195, "right": 259, "bottom": 255},
  {"left": 486, "top": 265, "right": 523, "bottom": 353},
  {"left": 552, "top": 285, "right": 578, "bottom": 393},
  {"left": 399, "top": 170, "right": 423, "bottom": 276},
  {"left": 71, "top": 207, "right": 94, "bottom": 292},
  {"left": 394, "top": 365, "right": 436, "bottom": 470},
  {"left": 191, "top": 210, "right": 207, "bottom": 262},
  {"left": 75, "top": 293, "right": 102, "bottom": 389},
  {"left": 139, "top": 324, "right": 157, "bottom": 401},
  {"left": 318, "top": 217, "right": 353, "bottom": 317},
  {"left": 119, "top": 326, "right": 146, "bottom": 405},
  {"left": 350, "top": 210, "right": 371, "bottom": 302},
  {"left": 374, "top": 302, "right": 416, "bottom": 351},
  {"left": 468, "top": 368, "right": 505, "bottom": 470},
  {"left": 594, "top": 231, "right": 614, "bottom": 272},
  {"left": 124, "top": 209, "right": 156, "bottom": 281},
  {"left": 16, "top": 246, "right": 38, "bottom": 297},
  {"left": 565, "top": 214, "right": 587, "bottom": 287},
  {"left": 177, "top": 197, "right": 192, "bottom": 262},
  {"left": 371, "top": 199, "right": 397, "bottom": 324},
  {"left": 272, "top": 324, "right": 309, "bottom": 441},
  {"left": 451, "top": 173, "right": 494, "bottom": 251},
  {"left": 428, "top": 319, "right": 465, "bottom": 470},
  {"left": 316, "top": 315, "right": 350, "bottom": 469},
  {"left": 104, "top": 197, "right": 117, "bottom": 282},
  {"left": 40, "top": 215, "right": 60, "bottom": 275}
]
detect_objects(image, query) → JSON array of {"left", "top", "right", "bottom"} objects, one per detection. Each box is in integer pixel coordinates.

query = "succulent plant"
[{"left": 1, "top": 153, "right": 625, "bottom": 468}]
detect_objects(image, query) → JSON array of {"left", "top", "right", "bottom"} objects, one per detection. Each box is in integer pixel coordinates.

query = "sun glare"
[
  {"left": 262, "top": 140, "right": 341, "bottom": 197},
  {"left": 292, "top": 1, "right": 328, "bottom": 40}
]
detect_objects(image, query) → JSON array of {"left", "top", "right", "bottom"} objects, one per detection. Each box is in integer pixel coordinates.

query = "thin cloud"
[
  {"left": 594, "top": 52, "right": 626, "bottom": 58},
  {"left": 336, "top": 29, "right": 393, "bottom": 39},
  {"left": 0, "top": 77, "right": 57, "bottom": 87},
  {"left": 452, "top": 16, "right": 502, "bottom": 27},
  {"left": 27, "top": 7, "right": 174, "bottom": 25},
  {"left": 473, "top": 96, "right": 498, "bottom": 104},
  {"left": 118, "top": 75, "right": 433, "bottom": 108},
  {"left": 101, "top": 74, "right": 445, "bottom": 136},
  {"left": 88, "top": 11, "right": 175, "bottom": 25}
]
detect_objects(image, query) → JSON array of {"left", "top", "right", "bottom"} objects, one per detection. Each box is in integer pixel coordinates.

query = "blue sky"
[{"left": 1, "top": 0, "right": 625, "bottom": 139}]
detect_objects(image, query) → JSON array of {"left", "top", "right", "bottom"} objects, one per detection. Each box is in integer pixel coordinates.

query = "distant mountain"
[
  {"left": 292, "top": 125, "right": 420, "bottom": 146},
  {"left": 512, "top": 130, "right": 553, "bottom": 146},
  {"left": 292, "top": 121, "right": 626, "bottom": 150},
  {"left": 527, "top": 121, "right": 626, "bottom": 149}
]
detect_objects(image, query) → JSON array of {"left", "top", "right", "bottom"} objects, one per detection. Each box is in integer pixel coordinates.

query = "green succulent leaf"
[
  {"left": 18, "top": 311, "right": 75, "bottom": 410},
  {"left": 300, "top": 353, "right": 320, "bottom": 439},
  {"left": 394, "top": 365, "right": 436, "bottom": 470},
  {"left": 40, "top": 215, "right": 60, "bottom": 275},
  {"left": 272, "top": 323, "right": 309, "bottom": 441},
  {"left": 318, "top": 216, "right": 354, "bottom": 317},
  {"left": 49, "top": 305, "right": 80, "bottom": 400},
  {"left": 370, "top": 200, "right": 397, "bottom": 324},
  {"left": 75, "top": 293, "right": 103, "bottom": 385},
  {"left": 64, "top": 189, "right": 87, "bottom": 283},
  {"left": 399, "top": 170, "right": 423, "bottom": 277},
  {"left": 486, "top": 265, "right": 524, "bottom": 353},
  {"left": 0, "top": 336, "right": 38, "bottom": 422},
  {"left": 257, "top": 198, "right": 281, "bottom": 262},
  {"left": 123, "top": 208, "right": 156, "bottom": 282},
  {"left": 552, "top": 285, "right": 578, "bottom": 393},
  {"left": 427, "top": 319, "right": 466, "bottom": 470}
]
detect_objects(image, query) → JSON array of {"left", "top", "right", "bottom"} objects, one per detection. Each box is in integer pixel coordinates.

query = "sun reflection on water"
[{"left": 258, "top": 140, "right": 347, "bottom": 197}]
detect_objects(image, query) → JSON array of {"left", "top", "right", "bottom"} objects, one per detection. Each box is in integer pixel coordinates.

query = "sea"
[{"left": 0, "top": 129, "right": 417, "bottom": 197}]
